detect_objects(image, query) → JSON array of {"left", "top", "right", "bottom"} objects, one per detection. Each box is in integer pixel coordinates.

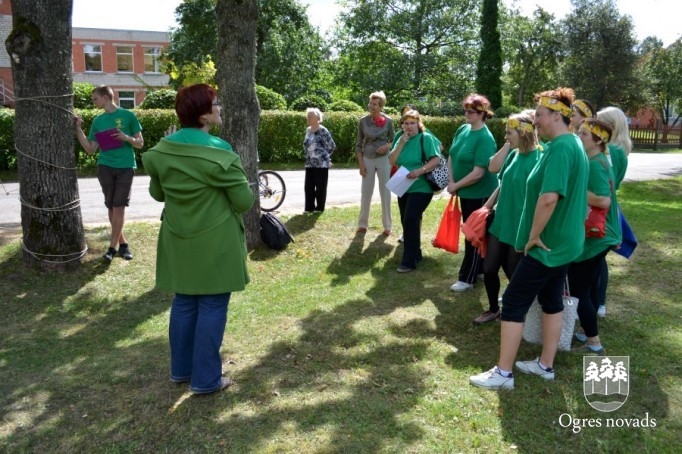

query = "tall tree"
[
  {"left": 335, "top": 0, "right": 480, "bottom": 108},
  {"left": 500, "top": 7, "right": 562, "bottom": 108},
  {"left": 215, "top": 0, "right": 261, "bottom": 247},
  {"left": 6, "top": 0, "right": 86, "bottom": 269},
  {"left": 475, "top": 0, "right": 502, "bottom": 109},
  {"left": 559, "top": 0, "right": 639, "bottom": 110},
  {"left": 640, "top": 37, "right": 682, "bottom": 126}
]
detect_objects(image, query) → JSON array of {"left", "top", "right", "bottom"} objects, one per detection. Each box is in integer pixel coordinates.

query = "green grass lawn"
[{"left": 1, "top": 178, "right": 680, "bottom": 453}]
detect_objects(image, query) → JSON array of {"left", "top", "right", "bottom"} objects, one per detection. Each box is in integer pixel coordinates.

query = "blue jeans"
[{"left": 169, "top": 293, "right": 231, "bottom": 393}]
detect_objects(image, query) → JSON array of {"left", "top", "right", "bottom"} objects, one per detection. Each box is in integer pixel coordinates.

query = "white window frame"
[
  {"left": 83, "top": 44, "right": 103, "bottom": 72},
  {"left": 118, "top": 91, "right": 136, "bottom": 109},
  {"left": 116, "top": 45, "right": 134, "bottom": 73},
  {"left": 143, "top": 47, "right": 162, "bottom": 73}
]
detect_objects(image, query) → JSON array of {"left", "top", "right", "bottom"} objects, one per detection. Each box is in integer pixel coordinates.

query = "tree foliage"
[
  {"left": 499, "top": 7, "right": 562, "bottom": 108},
  {"left": 139, "top": 89, "right": 177, "bottom": 109},
  {"left": 639, "top": 38, "right": 682, "bottom": 125},
  {"left": 334, "top": 0, "right": 480, "bottom": 108},
  {"left": 256, "top": 85, "right": 287, "bottom": 110},
  {"left": 559, "top": 0, "right": 640, "bottom": 110},
  {"left": 475, "top": 0, "right": 502, "bottom": 109},
  {"left": 73, "top": 82, "right": 95, "bottom": 108},
  {"left": 165, "top": 0, "right": 328, "bottom": 102}
]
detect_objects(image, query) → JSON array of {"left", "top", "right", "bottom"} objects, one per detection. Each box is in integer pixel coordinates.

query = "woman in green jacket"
[{"left": 142, "top": 84, "right": 255, "bottom": 394}]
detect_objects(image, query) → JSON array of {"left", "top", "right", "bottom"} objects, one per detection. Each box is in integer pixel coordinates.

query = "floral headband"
[
  {"left": 537, "top": 96, "right": 572, "bottom": 118},
  {"left": 582, "top": 122, "right": 610, "bottom": 143},
  {"left": 572, "top": 100, "right": 593, "bottom": 118},
  {"left": 507, "top": 118, "right": 534, "bottom": 134}
]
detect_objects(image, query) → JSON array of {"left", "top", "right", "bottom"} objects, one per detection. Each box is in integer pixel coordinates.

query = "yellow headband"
[
  {"left": 582, "top": 122, "right": 610, "bottom": 143},
  {"left": 538, "top": 96, "right": 572, "bottom": 117},
  {"left": 572, "top": 100, "right": 593, "bottom": 118},
  {"left": 507, "top": 118, "right": 534, "bottom": 134}
]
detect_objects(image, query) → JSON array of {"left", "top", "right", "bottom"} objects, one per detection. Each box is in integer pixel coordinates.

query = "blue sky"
[{"left": 71, "top": 0, "right": 680, "bottom": 46}]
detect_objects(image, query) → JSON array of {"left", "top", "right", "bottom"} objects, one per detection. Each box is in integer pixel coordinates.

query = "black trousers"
[
  {"left": 304, "top": 167, "right": 329, "bottom": 212},
  {"left": 483, "top": 233, "right": 522, "bottom": 312},
  {"left": 458, "top": 197, "right": 487, "bottom": 283}
]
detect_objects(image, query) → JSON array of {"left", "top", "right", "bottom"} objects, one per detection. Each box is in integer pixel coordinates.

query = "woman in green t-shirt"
[
  {"left": 388, "top": 110, "right": 442, "bottom": 272},
  {"left": 470, "top": 87, "right": 589, "bottom": 390},
  {"left": 474, "top": 112, "right": 540, "bottom": 324},
  {"left": 570, "top": 118, "right": 622, "bottom": 354},
  {"left": 447, "top": 94, "right": 499, "bottom": 292}
]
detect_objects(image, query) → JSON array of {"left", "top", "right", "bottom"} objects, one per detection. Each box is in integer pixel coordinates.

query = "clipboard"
[{"left": 95, "top": 128, "right": 123, "bottom": 151}]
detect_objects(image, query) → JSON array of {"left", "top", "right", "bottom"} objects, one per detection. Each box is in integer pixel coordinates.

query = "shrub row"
[{"left": 0, "top": 109, "right": 507, "bottom": 171}]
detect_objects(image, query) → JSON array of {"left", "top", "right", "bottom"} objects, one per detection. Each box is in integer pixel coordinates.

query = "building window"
[
  {"left": 117, "top": 46, "right": 134, "bottom": 73},
  {"left": 144, "top": 47, "right": 162, "bottom": 73},
  {"left": 118, "top": 91, "right": 136, "bottom": 109},
  {"left": 84, "top": 45, "right": 102, "bottom": 72}
]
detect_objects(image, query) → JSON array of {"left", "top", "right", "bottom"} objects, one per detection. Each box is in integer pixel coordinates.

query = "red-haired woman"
[
  {"left": 447, "top": 94, "right": 499, "bottom": 292},
  {"left": 142, "top": 84, "right": 254, "bottom": 394}
]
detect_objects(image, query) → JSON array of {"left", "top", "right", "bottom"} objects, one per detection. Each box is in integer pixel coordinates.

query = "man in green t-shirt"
[{"left": 74, "top": 85, "right": 144, "bottom": 262}]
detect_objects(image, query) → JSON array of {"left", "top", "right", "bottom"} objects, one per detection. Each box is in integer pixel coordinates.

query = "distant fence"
[{"left": 631, "top": 124, "right": 682, "bottom": 150}]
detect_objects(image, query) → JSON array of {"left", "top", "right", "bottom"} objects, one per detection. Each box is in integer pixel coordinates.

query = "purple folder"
[{"left": 95, "top": 128, "right": 123, "bottom": 151}]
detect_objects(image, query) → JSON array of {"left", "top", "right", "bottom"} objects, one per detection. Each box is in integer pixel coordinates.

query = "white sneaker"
[
  {"left": 597, "top": 305, "right": 606, "bottom": 318},
  {"left": 450, "top": 281, "right": 474, "bottom": 292},
  {"left": 515, "top": 358, "right": 555, "bottom": 380},
  {"left": 469, "top": 366, "right": 514, "bottom": 390}
]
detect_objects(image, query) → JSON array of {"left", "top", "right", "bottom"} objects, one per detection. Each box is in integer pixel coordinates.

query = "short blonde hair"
[
  {"left": 306, "top": 107, "right": 323, "bottom": 122},
  {"left": 369, "top": 91, "right": 386, "bottom": 107}
]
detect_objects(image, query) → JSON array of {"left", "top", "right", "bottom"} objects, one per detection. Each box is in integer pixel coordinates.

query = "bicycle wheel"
[{"left": 258, "top": 170, "right": 286, "bottom": 212}]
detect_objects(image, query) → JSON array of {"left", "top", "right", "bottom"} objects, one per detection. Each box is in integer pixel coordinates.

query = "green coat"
[{"left": 142, "top": 136, "right": 255, "bottom": 294}]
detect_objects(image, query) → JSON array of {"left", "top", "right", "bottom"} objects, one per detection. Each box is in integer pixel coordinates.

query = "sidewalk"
[{"left": 2, "top": 153, "right": 682, "bottom": 234}]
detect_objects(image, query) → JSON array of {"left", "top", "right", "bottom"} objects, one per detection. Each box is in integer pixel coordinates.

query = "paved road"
[{"left": 2, "top": 152, "right": 682, "bottom": 233}]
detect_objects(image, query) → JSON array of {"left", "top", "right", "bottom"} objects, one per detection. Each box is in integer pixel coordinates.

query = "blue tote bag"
[{"left": 614, "top": 206, "right": 637, "bottom": 259}]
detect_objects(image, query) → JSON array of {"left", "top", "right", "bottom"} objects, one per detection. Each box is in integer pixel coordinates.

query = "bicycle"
[{"left": 258, "top": 169, "right": 286, "bottom": 212}]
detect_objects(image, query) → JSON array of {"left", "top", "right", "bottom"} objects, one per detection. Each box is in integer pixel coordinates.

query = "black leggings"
[
  {"left": 568, "top": 248, "right": 610, "bottom": 338},
  {"left": 483, "top": 233, "right": 522, "bottom": 312}
]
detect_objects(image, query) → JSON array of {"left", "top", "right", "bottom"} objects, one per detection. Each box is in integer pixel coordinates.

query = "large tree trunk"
[
  {"left": 215, "top": 0, "right": 262, "bottom": 249},
  {"left": 7, "top": 0, "right": 86, "bottom": 270}
]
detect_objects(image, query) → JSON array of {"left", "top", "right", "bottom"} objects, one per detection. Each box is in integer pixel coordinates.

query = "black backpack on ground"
[{"left": 259, "top": 212, "right": 294, "bottom": 250}]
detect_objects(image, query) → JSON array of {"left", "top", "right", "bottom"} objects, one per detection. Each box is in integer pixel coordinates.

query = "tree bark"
[
  {"left": 215, "top": 0, "right": 262, "bottom": 249},
  {"left": 7, "top": 0, "right": 86, "bottom": 270}
]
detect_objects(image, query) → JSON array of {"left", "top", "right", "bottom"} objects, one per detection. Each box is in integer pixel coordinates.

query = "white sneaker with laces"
[
  {"left": 469, "top": 366, "right": 514, "bottom": 390},
  {"left": 597, "top": 305, "right": 606, "bottom": 317},
  {"left": 515, "top": 358, "right": 555, "bottom": 380},
  {"left": 450, "top": 281, "right": 473, "bottom": 292}
]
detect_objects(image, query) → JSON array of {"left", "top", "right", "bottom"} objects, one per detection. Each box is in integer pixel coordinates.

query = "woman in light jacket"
[
  {"left": 142, "top": 84, "right": 254, "bottom": 394},
  {"left": 355, "top": 91, "right": 395, "bottom": 235}
]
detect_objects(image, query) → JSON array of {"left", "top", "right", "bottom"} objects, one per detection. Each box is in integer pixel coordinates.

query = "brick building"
[{"left": 1, "top": 1, "right": 170, "bottom": 107}]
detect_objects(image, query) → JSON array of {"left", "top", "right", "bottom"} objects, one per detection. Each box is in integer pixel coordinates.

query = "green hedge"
[{"left": 0, "top": 109, "right": 508, "bottom": 170}]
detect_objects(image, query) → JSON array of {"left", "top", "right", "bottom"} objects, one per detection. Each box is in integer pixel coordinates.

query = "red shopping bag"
[{"left": 432, "top": 195, "right": 461, "bottom": 253}]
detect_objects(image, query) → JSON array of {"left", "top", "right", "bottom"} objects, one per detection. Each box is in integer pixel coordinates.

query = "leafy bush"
[
  {"left": 256, "top": 85, "right": 287, "bottom": 110},
  {"left": 328, "top": 100, "right": 363, "bottom": 112},
  {"left": 290, "top": 95, "right": 328, "bottom": 112},
  {"left": 0, "top": 109, "right": 507, "bottom": 171},
  {"left": 73, "top": 82, "right": 95, "bottom": 109},
  {"left": 139, "top": 89, "right": 177, "bottom": 109}
]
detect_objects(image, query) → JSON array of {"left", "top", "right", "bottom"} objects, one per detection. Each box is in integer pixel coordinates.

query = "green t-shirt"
[
  {"left": 89, "top": 108, "right": 142, "bottom": 169},
  {"left": 576, "top": 153, "right": 622, "bottom": 261},
  {"left": 393, "top": 132, "right": 441, "bottom": 194},
  {"left": 607, "top": 143, "right": 628, "bottom": 189},
  {"left": 448, "top": 124, "right": 498, "bottom": 199},
  {"left": 515, "top": 134, "right": 589, "bottom": 267},
  {"left": 488, "top": 148, "right": 540, "bottom": 245}
]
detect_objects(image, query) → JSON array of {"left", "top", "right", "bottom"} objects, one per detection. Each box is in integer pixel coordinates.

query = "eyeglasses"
[
  {"left": 212, "top": 102, "right": 221, "bottom": 107},
  {"left": 465, "top": 109, "right": 480, "bottom": 115}
]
